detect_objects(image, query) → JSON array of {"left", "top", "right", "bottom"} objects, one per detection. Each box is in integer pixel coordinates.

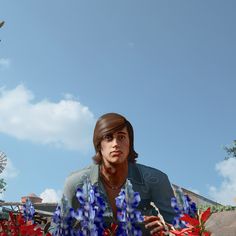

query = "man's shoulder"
[
  {"left": 63, "top": 164, "right": 97, "bottom": 207},
  {"left": 135, "top": 162, "right": 168, "bottom": 177},
  {"left": 66, "top": 164, "right": 94, "bottom": 180},
  {"left": 64, "top": 164, "right": 95, "bottom": 189},
  {"left": 132, "top": 162, "right": 172, "bottom": 189}
]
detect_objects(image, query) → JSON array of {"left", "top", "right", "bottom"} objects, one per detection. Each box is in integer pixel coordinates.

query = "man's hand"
[{"left": 144, "top": 215, "right": 169, "bottom": 235}]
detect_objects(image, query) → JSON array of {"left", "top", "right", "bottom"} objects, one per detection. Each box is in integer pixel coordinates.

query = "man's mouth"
[{"left": 111, "top": 151, "right": 122, "bottom": 156}]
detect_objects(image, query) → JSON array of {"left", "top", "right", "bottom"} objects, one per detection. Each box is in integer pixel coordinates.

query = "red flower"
[
  {"left": 103, "top": 223, "right": 118, "bottom": 236},
  {"left": 200, "top": 207, "right": 211, "bottom": 224},
  {"left": 0, "top": 212, "right": 52, "bottom": 236},
  {"left": 170, "top": 207, "right": 212, "bottom": 236}
]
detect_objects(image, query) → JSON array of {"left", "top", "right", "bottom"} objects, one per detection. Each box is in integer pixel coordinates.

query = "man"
[{"left": 64, "top": 113, "right": 176, "bottom": 235}]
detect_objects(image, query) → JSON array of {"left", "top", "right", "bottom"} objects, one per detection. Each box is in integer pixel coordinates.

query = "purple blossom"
[
  {"left": 22, "top": 198, "right": 35, "bottom": 222},
  {"left": 52, "top": 195, "right": 78, "bottom": 236},
  {"left": 75, "top": 178, "right": 106, "bottom": 235},
  {"left": 171, "top": 187, "right": 197, "bottom": 228},
  {"left": 116, "top": 179, "right": 143, "bottom": 236}
]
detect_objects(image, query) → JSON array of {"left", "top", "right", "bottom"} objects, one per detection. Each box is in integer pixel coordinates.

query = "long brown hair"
[{"left": 92, "top": 113, "right": 138, "bottom": 164}]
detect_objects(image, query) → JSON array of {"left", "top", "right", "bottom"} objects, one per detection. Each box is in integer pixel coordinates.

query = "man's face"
[{"left": 100, "top": 127, "right": 130, "bottom": 165}]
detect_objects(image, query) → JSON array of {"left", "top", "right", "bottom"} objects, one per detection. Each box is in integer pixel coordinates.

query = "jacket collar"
[
  {"left": 128, "top": 162, "right": 144, "bottom": 185},
  {"left": 90, "top": 164, "right": 99, "bottom": 185}
]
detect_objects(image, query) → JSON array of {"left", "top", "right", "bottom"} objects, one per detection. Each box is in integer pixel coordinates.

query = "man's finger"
[
  {"left": 150, "top": 225, "right": 165, "bottom": 235},
  {"left": 145, "top": 219, "right": 162, "bottom": 229},
  {"left": 143, "top": 215, "right": 160, "bottom": 223}
]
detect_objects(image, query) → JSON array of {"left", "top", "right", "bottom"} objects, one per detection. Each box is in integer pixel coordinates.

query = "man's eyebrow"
[{"left": 117, "top": 131, "right": 128, "bottom": 134}]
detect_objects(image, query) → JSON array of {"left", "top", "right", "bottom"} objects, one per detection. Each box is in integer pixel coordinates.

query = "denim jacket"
[{"left": 63, "top": 162, "right": 176, "bottom": 234}]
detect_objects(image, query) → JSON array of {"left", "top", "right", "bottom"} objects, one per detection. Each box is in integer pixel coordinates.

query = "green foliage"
[
  {"left": 0, "top": 178, "right": 6, "bottom": 194},
  {"left": 224, "top": 140, "right": 236, "bottom": 160},
  {"left": 198, "top": 204, "right": 236, "bottom": 213}
]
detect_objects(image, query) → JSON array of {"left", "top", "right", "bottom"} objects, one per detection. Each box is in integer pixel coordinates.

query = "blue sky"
[{"left": 0, "top": 0, "right": 236, "bottom": 205}]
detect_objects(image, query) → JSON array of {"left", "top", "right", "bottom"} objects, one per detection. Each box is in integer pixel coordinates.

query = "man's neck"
[{"left": 100, "top": 160, "right": 128, "bottom": 185}]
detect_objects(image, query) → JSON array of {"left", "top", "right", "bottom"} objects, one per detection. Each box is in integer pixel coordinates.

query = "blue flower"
[
  {"left": 171, "top": 187, "right": 198, "bottom": 228},
  {"left": 75, "top": 178, "right": 106, "bottom": 235},
  {"left": 52, "top": 195, "right": 78, "bottom": 236},
  {"left": 116, "top": 179, "right": 143, "bottom": 236},
  {"left": 22, "top": 198, "right": 35, "bottom": 222}
]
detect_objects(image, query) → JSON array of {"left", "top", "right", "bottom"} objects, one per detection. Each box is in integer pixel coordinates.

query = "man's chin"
[{"left": 109, "top": 158, "right": 127, "bottom": 165}]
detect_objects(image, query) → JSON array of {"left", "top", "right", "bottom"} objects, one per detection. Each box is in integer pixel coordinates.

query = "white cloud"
[
  {"left": 40, "top": 188, "right": 62, "bottom": 203},
  {"left": 0, "top": 58, "right": 10, "bottom": 70},
  {"left": 209, "top": 158, "right": 236, "bottom": 205},
  {"left": 1, "top": 158, "right": 19, "bottom": 179},
  {"left": 0, "top": 85, "right": 96, "bottom": 151}
]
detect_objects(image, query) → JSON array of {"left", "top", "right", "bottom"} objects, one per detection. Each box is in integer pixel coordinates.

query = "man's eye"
[
  {"left": 118, "top": 135, "right": 125, "bottom": 141},
  {"left": 103, "top": 134, "right": 113, "bottom": 141}
]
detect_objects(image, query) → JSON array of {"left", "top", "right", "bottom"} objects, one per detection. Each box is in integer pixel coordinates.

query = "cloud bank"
[
  {"left": 0, "top": 85, "right": 95, "bottom": 151},
  {"left": 40, "top": 188, "right": 62, "bottom": 203},
  {"left": 209, "top": 158, "right": 236, "bottom": 205}
]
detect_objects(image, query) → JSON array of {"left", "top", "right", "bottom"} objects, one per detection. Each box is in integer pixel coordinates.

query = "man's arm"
[{"left": 150, "top": 172, "right": 176, "bottom": 224}]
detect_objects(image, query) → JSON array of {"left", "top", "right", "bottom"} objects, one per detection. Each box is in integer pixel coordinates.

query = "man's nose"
[{"left": 112, "top": 137, "right": 119, "bottom": 147}]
